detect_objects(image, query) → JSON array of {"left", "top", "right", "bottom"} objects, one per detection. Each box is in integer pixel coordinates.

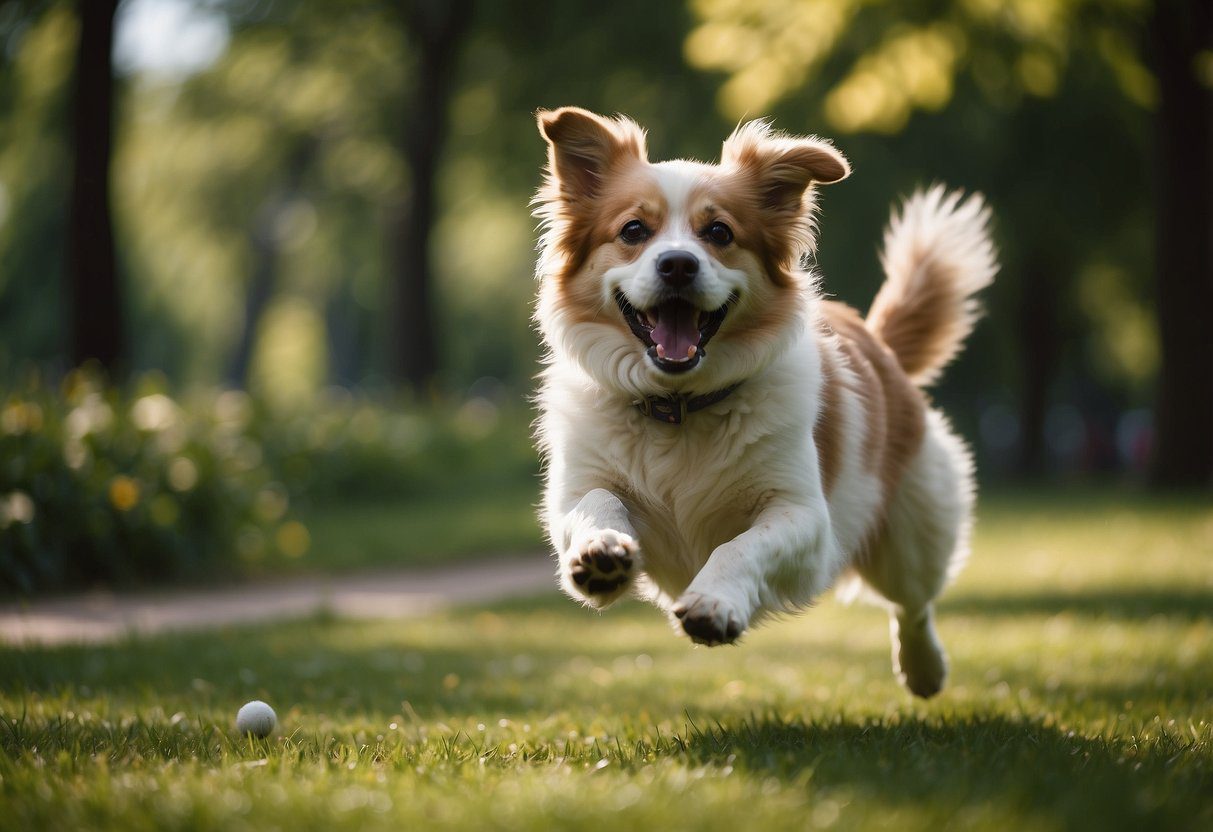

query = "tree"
[
  {"left": 684, "top": 0, "right": 1166, "bottom": 480},
  {"left": 66, "top": 0, "right": 122, "bottom": 369},
  {"left": 225, "top": 143, "right": 317, "bottom": 387},
  {"left": 1147, "top": 0, "right": 1213, "bottom": 488},
  {"left": 0, "top": 3, "right": 75, "bottom": 366},
  {"left": 112, "top": 0, "right": 407, "bottom": 387},
  {"left": 391, "top": 0, "right": 472, "bottom": 393}
]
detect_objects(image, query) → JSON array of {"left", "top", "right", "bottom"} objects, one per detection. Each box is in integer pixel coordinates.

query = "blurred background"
[{"left": 0, "top": 0, "right": 1209, "bottom": 594}]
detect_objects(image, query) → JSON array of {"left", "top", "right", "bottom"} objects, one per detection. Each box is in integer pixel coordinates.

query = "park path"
[{"left": 0, "top": 554, "right": 553, "bottom": 647}]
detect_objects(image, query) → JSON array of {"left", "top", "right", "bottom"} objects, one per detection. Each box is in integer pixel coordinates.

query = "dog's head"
[{"left": 533, "top": 107, "right": 848, "bottom": 396}]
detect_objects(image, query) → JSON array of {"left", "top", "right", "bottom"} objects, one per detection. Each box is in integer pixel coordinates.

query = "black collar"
[{"left": 633, "top": 383, "right": 742, "bottom": 425}]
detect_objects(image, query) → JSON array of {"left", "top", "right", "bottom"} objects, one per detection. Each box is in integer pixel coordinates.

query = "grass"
[
  {"left": 1, "top": 490, "right": 1211, "bottom": 830},
  {"left": 303, "top": 479, "right": 542, "bottom": 573}
]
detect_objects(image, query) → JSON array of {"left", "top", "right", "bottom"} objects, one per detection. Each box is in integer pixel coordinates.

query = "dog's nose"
[{"left": 655, "top": 250, "right": 699, "bottom": 288}]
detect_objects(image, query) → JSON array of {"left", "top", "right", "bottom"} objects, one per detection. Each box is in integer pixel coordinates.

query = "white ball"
[{"left": 235, "top": 700, "right": 277, "bottom": 738}]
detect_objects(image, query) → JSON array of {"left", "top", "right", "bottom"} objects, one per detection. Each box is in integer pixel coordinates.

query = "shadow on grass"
[
  {"left": 3, "top": 597, "right": 1211, "bottom": 832},
  {"left": 940, "top": 587, "right": 1213, "bottom": 621},
  {"left": 675, "top": 713, "right": 1210, "bottom": 830},
  {"left": 4, "top": 586, "right": 1211, "bottom": 722}
]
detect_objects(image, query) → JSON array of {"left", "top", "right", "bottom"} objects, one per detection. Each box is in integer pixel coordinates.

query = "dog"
[{"left": 531, "top": 107, "right": 996, "bottom": 697}]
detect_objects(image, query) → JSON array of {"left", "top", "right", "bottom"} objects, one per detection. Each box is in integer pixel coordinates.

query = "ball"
[{"left": 235, "top": 700, "right": 277, "bottom": 738}]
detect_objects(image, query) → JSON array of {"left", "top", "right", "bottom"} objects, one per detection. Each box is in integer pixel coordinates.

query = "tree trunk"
[
  {"left": 1016, "top": 252, "right": 1062, "bottom": 477},
  {"left": 391, "top": 0, "right": 472, "bottom": 393},
  {"left": 225, "top": 205, "right": 280, "bottom": 388},
  {"left": 226, "top": 144, "right": 315, "bottom": 387},
  {"left": 1148, "top": 0, "right": 1213, "bottom": 488},
  {"left": 67, "top": 0, "right": 122, "bottom": 371}
]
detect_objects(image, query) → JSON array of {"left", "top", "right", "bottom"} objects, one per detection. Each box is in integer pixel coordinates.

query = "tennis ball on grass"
[{"left": 236, "top": 700, "right": 277, "bottom": 738}]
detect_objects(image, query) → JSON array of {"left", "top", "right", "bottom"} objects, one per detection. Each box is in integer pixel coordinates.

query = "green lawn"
[
  {"left": 2, "top": 490, "right": 1211, "bottom": 830},
  {"left": 303, "top": 481, "right": 543, "bottom": 573}
]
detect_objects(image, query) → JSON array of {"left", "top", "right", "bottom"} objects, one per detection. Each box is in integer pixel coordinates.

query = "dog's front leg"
[
  {"left": 555, "top": 488, "right": 641, "bottom": 608},
  {"left": 673, "top": 501, "right": 835, "bottom": 645}
]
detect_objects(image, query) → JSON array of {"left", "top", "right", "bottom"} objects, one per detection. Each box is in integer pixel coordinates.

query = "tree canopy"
[{"left": 0, "top": 0, "right": 1206, "bottom": 483}]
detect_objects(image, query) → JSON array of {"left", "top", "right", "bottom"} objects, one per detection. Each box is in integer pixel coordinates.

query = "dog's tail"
[{"left": 866, "top": 185, "right": 997, "bottom": 386}]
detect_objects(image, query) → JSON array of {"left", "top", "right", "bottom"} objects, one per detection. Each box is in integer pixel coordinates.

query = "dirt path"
[{"left": 0, "top": 554, "right": 553, "bottom": 646}]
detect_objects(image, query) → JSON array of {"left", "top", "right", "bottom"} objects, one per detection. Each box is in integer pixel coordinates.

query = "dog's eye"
[
  {"left": 619, "top": 220, "right": 651, "bottom": 245},
  {"left": 704, "top": 221, "right": 734, "bottom": 246}
]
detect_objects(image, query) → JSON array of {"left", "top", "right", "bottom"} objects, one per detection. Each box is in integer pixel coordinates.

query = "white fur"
[
  {"left": 836, "top": 409, "right": 975, "bottom": 695},
  {"left": 534, "top": 162, "right": 802, "bottom": 399},
  {"left": 534, "top": 150, "right": 989, "bottom": 696},
  {"left": 870, "top": 185, "right": 998, "bottom": 385},
  {"left": 613, "top": 163, "right": 743, "bottom": 316},
  {"left": 881, "top": 186, "right": 996, "bottom": 312}
]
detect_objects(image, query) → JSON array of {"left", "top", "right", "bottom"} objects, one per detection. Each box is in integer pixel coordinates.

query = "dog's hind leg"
[{"left": 852, "top": 410, "right": 974, "bottom": 698}]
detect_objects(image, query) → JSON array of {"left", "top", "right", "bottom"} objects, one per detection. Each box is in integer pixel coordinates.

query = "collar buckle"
[
  {"left": 636, "top": 393, "right": 687, "bottom": 424},
  {"left": 661, "top": 394, "right": 689, "bottom": 425},
  {"left": 634, "top": 383, "right": 740, "bottom": 425}
]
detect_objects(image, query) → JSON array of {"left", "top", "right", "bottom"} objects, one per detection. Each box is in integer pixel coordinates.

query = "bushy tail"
[{"left": 866, "top": 186, "right": 997, "bottom": 386}]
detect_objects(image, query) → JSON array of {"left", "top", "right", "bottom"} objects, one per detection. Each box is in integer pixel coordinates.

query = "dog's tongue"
[{"left": 651, "top": 300, "right": 700, "bottom": 358}]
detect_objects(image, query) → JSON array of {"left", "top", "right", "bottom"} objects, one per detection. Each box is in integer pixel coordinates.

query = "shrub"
[
  {"left": 0, "top": 369, "right": 538, "bottom": 595},
  {"left": 0, "top": 369, "right": 305, "bottom": 594},
  {"left": 250, "top": 386, "right": 537, "bottom": 505}
]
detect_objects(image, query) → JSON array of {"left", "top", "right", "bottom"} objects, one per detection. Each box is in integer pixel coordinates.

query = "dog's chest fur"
[
  {"left": 540, "top": 335, "right": 826, "bottom": 601},
  {"left": 605, "top": 417, "right": 771, "bottom": 598}
]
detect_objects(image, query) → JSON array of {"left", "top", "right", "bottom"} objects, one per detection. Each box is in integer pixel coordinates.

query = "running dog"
[{"left": 531, "top": 107, "right": 996, "bottom": 697}]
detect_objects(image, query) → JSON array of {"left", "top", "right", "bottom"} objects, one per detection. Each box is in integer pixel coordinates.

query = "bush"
[
  {"left": 0, "top": 369, "right": 307, "bottom": 594},
  {"left": 250, "top": 386, "right": 537, "bottom": 505},
  {"left": 0, "top": 369, "right": 538, "bottom": 595}
]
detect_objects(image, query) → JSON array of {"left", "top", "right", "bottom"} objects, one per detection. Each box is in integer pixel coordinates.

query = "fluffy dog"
[{"left": 531, "top": 107, "right": 996, "bottom": 697}]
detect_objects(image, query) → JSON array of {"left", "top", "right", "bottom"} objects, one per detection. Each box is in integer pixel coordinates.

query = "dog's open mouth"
[{"left": 615, "top": 291, "right": 732, "bottom": 374}]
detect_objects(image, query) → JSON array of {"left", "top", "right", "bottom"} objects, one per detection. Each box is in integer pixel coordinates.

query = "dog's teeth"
[
  {"left": 656, "top": 344, "right": 666, "bottom": 358},
  {"left": 687, "top": 345, "right": 697, "bottom": 358}
]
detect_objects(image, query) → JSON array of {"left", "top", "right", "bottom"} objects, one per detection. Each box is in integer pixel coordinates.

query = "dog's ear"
[
  {"left": 537, "top": 107, "right": 648, "bottom": 200},
  {"left": 722, "top": 120, "right": 850, "bottom": 214},
  {"left": 722, "top": 120, "right": 849, "bottom": 264}
]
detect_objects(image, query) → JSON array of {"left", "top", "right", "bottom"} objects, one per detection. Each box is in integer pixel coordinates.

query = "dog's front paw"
[
  {"left": 673, "top": 591, "right": 747, "bottom": 646},
  {"left": 563, "top": 529, "right": 638, "bottom": 608}
]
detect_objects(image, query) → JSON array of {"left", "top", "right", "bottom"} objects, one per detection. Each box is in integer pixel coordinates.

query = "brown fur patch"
[
  {"left": 818, "top": 301, "right": 927, "bottom": 496},
  {"left": 714, "top": 257, "right": 803, "bottom": 354},
  {"left": 686, "top": 177, "right": 799, "bottom": 288},
  {"left": 865, "top": 263, "right": 965, "bottom": 385},
  {"left": 719, "top": 121, "right": 850, "bottom": 274},
  {"left": 866, "top": 187, "right": 996, "bottom": 385},
  {"left": 579, "top": 166, "right": 668, "bottom": 263},
  {"left": 535, "top": 108, "right": 651, "bottom": 278},
  {"left": 813, "top": 347, "right": 845, "bottom": 497},
  {"left": 543, "top": 166, "right": 669, "bottom": 329}
]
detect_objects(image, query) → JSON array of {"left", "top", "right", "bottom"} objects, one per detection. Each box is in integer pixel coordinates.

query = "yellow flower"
[
  {"left": 109, "top": 476, "right": 140, "bottom": 512},
  {"left": 1, "top": 401, "right": 43, "bottom": 435},
  {"left": 275, "top": 521, "right": 310, "bottom": 559}
]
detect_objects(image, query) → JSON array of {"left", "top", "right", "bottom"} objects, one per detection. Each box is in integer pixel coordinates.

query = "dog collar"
[{"left": 633, "top": 383, "right": 742, "bottom": 425}]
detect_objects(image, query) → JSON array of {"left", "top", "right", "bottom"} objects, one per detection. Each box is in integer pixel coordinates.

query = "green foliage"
[
  {"left": 1, "top": 492, "right": 1211, "bottom": 829},
  {"left": 0, "top": 368, "right": 539, "bottom": 594},
  {"left": 305, "top": 490, "right": 542, "bottom": 573},
  {"left": 0, "top": 0, "right": 1178, "bottom": 482},
  {"left": 0, "top": 4, "right": 75, "bottom": 364},
  {"left": 685, "top": 0, "right": 1159, "bottom": 412},
  {"left": 0, "top": 368, "right": 305, "bottom": 593},
  {"left": 254, "top": 387, "right": 536, "bottom": 505},
  {"left": 0, "top": 0, "right": 732, "bottom": 394}
]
